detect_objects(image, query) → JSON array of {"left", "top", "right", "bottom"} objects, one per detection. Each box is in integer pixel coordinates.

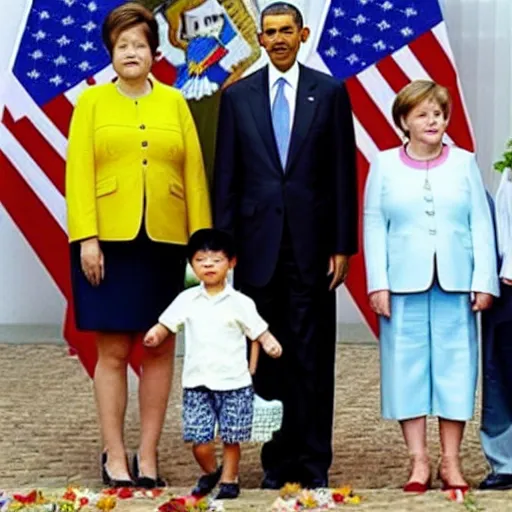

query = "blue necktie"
[{"left": 271, "top": 77, "right": 291, "bottom": 169}]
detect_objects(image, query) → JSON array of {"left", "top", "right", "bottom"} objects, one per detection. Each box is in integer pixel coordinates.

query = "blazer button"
[
  {"left": 275, "top": 207, "right": 282, "bottom": 215},
  {"left": 142, "top": 159, "right": 148, "bottom": 165},
  {"left": 142, "top": 141, "right": 148, "bottom": 147},
  {"left": 140, "top": 124, "right": 146, "bottom": 130}
]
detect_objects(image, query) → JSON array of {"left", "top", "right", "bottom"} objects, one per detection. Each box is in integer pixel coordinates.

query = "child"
[{"left": 144, "top": 228, "right": 283, "bottom": 499}]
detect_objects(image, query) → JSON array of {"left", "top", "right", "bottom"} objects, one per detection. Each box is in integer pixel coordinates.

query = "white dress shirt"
[
  {"left": 268, "top": 60, "right": 299, "bottom": 133},
  {"left": 159, "top": 284, "right": 268, "bottom": 391}
]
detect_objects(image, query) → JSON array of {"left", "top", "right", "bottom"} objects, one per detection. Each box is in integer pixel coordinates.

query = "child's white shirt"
[{"left": 159, "top": 283, "right": 268, "bottom": 390}]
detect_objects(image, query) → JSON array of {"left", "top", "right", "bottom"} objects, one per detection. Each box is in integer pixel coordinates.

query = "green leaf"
[{"left": 494, "top": 138, "right": 512, "bottom": 172}]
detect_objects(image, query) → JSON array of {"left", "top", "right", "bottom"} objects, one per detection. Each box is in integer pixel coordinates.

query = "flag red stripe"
[
  {"left": 345, "top": 150, "right": 378, "bottom": 337},
  {"left": 346, "top": 76, "right": 402, "bottom": 151},
  {"left": 42, "top": 95, "right": 74, "bottom": 138},
  {"left": 151, "top": 58, "right": 178, "bottom": 86},
  {"left": 409, "top": 31, "right": 474, "bottom": 151},
  {"left": 2, "top": 108, "right": 66, "bottom": 194},
  {"left": 376, "top": 56, "right": 410, "bottom": 96},
  {"left": 0, "top": 150, "right": 97, "bottom": 376}
]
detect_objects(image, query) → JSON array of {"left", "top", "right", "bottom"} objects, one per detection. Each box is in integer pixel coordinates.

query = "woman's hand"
[
  {"left": 502, "top": 278, "right": 512, "bottom": 286},
  {"left": 80, "top": 237, "right": 104, "bottom": 287},
  {"left": 369, "top": 290, "right": 391, "bottom": 318},
  {"left": 472, "top": 292, "right": 493, "bottom": 312}
]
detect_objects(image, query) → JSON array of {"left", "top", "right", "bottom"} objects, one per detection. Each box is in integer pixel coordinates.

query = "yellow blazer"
[{"left": 65, "top": 79, "right": 211, "bottom": 243}]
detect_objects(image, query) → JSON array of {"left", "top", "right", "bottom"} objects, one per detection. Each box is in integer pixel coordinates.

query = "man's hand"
[
  {"left": 328, "top": 254, "right": 350, "bottom": 291},
  {"left": 80, "top": 237, "right": 104, "bottom": 287},
  {"left": 472, "top": 292, "right": 493, "bottom": 312},
  {"left": 369, "top": 290, "right": 391, "bottom": 318},
  {"left": 143, "top": 323, "right": 171, "bottom": 348}
]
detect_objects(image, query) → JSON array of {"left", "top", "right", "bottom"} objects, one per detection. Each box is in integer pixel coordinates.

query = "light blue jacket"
[{"left": 363, "top": 146, "right": 499, "bottom": 296}]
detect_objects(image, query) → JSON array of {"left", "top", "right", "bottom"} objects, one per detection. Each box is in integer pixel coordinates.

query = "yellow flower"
[
  {"left": 96, "top": 496, "right": 116, "bottom": 512},
  {"left": 346, "top": 495, "right": 362, "bottom": 505},
  {"left": 279, "top": 483, "right": 302, "bottom": 499},
  {"left": 333, "top": 486, "right": 352, "bottom": 497},
  {"left": 298, "top": 491, "right": 318, "bottom": 509}
]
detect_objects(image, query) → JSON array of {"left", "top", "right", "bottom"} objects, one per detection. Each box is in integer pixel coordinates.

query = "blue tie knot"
[{"left": 276, "top": 77, "right": 287, "bottom": 89}]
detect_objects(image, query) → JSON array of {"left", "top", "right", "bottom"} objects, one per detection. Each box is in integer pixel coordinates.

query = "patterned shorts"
[{"left": 182, "top": 386, "right": 254, "bottom": 444}]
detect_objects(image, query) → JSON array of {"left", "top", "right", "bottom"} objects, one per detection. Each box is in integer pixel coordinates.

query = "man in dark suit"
[{"left": 214, "top": 1, "right": 357, "bottom": 489}]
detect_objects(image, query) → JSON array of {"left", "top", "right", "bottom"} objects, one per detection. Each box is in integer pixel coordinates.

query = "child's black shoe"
[
  {"left": 191, "top": 466, "right": 222, "bottom": 496},
  {"left": 215, "top": 482, "right": 240, "bottom": 500}
]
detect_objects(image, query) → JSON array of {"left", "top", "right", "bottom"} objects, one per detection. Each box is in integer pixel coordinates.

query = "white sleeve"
[
  {"left": 158, "top": 292, "right": 187, "bottom": 333},
  {"left": 238, "top": 296, "right": 268, "bottom": 340},
  {"left": 495, "top": 169, "right": 512, "bottom": 279},
  {"left": 363, "top": 155, "right": 390, "bottom": 293}
]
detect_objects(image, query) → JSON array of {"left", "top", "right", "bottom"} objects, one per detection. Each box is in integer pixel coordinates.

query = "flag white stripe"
[
  {"left": 0, "top": 124, "right": 67, "bottom": 232},
  {"left": 4, "top": 74, "right": 67, "bottom": 158},
  {"left": 432, "top": 22, "right": 456, "bottom": 66},
  {"left": 432, "top": 23, "right": 476, "bottom": 146},
  {"left": 353, "top": 115, "right": 379, "bottom": 165},
  {"left": 356, "top": 65, "right": 403, "bottom": 139},
  {"left": 64, "top": 64, "right": 116, "bottom": 105}
]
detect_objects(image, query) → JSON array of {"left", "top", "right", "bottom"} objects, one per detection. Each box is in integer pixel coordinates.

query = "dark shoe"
[
  {"left": 261, "top": 471, "right": 284, "bottom": 490},
  {"left": 191, "top": 467, "right": 223, "bottom": 497},
  {"left": 215, "top": 482, "right": 240, "bottom": 500},
  {"left": 132, "top": 453, "right": 167, "bottom": 489},
  {"left": 303, "top": 478, "right": 329, "bottom": 489},
  {"left": 101, "top": 452, "right": 134, "bottom": 488},
  {"left": 479, "top": 473, "right": 512, "bottom": 490}
]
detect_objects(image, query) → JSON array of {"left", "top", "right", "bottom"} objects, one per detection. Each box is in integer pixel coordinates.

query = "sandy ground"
[{"left": 1, "top": 343, "right": 510, "bottom": 510}]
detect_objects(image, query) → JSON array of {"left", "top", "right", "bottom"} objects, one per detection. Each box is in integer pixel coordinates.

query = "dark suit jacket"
[{"left": 214, "top": 64, "right": 358, "bottom": 287}]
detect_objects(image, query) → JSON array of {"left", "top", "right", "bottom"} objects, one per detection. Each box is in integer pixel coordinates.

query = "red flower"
[
  {"left": 158, "top": 500, "right": 187, "bottom": 512},
  {"left": 79, "top": 497, "right": 90, "bottom": 507},
  {"left": 332, "top": 493, "right": 345, "bottom": 503},
  {"left": 62, "top": 490, "right": 77, "bottom": 502},
  {"left": 102, "top": 489, "right": 118, "bottom": 496},
  {"left": 13, "top": 491, "right": 38, "bottom": 504},
  {"left": 117, "top": 488, "right": 134, "bottom": 499}
]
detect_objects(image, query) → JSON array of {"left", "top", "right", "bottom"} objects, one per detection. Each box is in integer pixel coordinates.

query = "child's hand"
[
  {"left": 258, "top": 331, "right": 283, "bottom": 358},
  {"left": 144, "top": 323, "right": 170, "bottom": 348}
]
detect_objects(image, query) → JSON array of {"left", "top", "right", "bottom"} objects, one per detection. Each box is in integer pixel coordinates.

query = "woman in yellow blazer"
[{"left": 65, "top": 3, "right": 211, "bottom": 489}]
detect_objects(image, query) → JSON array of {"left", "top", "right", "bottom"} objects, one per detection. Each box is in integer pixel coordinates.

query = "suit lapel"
[
  {"left": 286, "top": 65, "right": 318, "bottom": 173},
  {"left": 248, "top": 67, "right": 282, "bottom": 174}
]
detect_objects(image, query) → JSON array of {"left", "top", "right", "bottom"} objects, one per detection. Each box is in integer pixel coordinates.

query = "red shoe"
[
  {"left": 439, "top": 478, "right": 469, "bottom": 493},
  {"left": 437, "top": 466, "right": 469, "bottom": 493},
  {"left": 403, "top": 476, "right": 431, "bottom": 493}
]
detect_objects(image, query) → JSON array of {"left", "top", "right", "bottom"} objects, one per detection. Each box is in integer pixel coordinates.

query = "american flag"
[
  {"left": 0, "top": 0, "right": 472, "bottom": 375},
  {"left": 309, "top": 0, "right": 474, "bottom": 334}
]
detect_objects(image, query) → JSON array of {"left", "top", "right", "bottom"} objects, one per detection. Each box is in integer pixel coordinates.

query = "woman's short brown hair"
[
  {"left": 102, "top": 2, "right": 159, "bottom": 57},
  {"left": 392, "top": 80, "right": 452, "bottom": 137}
]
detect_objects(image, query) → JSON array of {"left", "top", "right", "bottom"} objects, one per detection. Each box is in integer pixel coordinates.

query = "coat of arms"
[{"left": 145, "top": 0, "right": 261, "bottom": 100}]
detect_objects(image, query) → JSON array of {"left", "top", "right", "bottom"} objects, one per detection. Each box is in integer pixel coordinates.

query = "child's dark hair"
[{"left": 186, "top": 229, "right": 236, "bottom": 262}]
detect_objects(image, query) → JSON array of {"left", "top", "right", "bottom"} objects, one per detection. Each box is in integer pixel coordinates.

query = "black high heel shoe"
[
  {"left": 132, "top": 453, "right": 167, "bottom": 489},
  {"left": 101, "top": 452, "right": 134, "bottom": 488}
]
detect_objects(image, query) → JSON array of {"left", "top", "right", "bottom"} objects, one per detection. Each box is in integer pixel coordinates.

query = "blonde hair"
[{"left": 392, "top": 80, "right": 451, "bottom": 137}]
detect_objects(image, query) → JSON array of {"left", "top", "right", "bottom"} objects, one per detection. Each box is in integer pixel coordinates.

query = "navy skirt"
[{"left": 70, "top": 229, "right": 186, "bottom": 332}]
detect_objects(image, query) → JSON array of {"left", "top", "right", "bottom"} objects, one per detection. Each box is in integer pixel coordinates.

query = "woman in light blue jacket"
[{"left": 364, "top": 80, "right": 499, "bottom": 493}]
